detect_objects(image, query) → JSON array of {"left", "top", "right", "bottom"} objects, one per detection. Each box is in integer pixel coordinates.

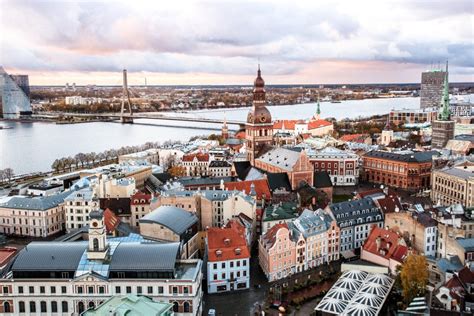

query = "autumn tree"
[
  {"left": 399, "top": 254, "right": 428, "bottom": 303},
  {"left": 168, "top": 166, "right": 186, "bottom": 178}
]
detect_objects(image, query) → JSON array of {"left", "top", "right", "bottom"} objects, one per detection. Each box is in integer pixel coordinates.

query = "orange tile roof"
[
  {"left": 363, "top": 226, "right": 407, "bottom": 263},
  {"left": 340, "top": 133, "right": 369, "bottom": 143},
  {"left": 224, "top": 179, "right": 271, "bottom": 200},
  {"left": 104, "top": 208, "right": 121, "bottom": 233},
  {"left": 0, "top": 247, "right": 17, "bottom": 267},
  {"left": 182, "top": 153, "right": 210, "bottom": 162},
  {"left": 307, "top": 119, "right": 332, "bottom": 130},
  {"left": 207, "top": 226, "right": 250, "bottom": 262},
  {"left": 235, "top": 131, "right": 246, "bottom": 139},
  {"left": 274, "top": 120, "right": 298, "bottom": 130},
  {"left": 262, "top": 223, "right": 288, "bottom": 248}
]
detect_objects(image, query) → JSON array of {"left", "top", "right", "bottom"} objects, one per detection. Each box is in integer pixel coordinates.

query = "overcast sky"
[{"left": 1, "top": 0, "right": 473, "bottom": 85}]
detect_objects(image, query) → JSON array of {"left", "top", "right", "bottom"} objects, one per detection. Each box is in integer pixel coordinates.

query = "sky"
[{"left": 1, "top": 0, "right": 473, "bottom": 85}]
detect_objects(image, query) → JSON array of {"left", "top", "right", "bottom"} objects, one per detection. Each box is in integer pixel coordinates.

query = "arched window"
[
  {"left": 51, "top": 301, "right": 58, "bottom": 313},
  {"left": 173, "top": 302, "right": 179, "bottom": 312},
  {"left": 19, "top": 301, "right": 25, "bottom": 313},
  {"left": 3, "top": 302, "right": 10, "bottom": 313},
  {"left": 183, "top": 302, "right": 191, "bottom": 313},
  {"left": 61, "top": 301, "right": 68, "bottom": 313},
  {"left": 40, "top": 301, "right": 47, "bottom": 313},
  {"left": 88, "top": 301, "right": 95, "bottom": 309},
  {"left": 29, "top": 302, "right": 36, "bottom": 313},
  {"left": 93, "top": 238, "right": 99, "bottom": 251},
  {"left": 78, "top": 302, "right": 85, "bottom": 314}
]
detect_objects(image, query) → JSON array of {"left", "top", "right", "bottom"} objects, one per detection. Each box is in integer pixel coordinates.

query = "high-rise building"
[
  {"left": 0, "top": 66, "right": 32, "bottom": 118},
  {"left": 245, "top": 66, "right": 273, "bottom": 165},
  {"left": 420, "top": 68, "right": 446, "bottom": 109},
  {"left": 432, "top": 62, "right": 455, "bottom": 149}
]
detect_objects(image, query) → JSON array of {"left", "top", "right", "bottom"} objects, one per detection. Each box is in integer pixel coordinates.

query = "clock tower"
[
  {"left": 245, "top": 65, "right": 273, "bottom": 165},
  {"left": 87, "top": 209, "right": 109, "bottom": 261}
]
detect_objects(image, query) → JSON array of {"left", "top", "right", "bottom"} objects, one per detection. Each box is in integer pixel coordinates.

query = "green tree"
[{"left": 400, "top": 254, "right": 428, "bottom": 303}]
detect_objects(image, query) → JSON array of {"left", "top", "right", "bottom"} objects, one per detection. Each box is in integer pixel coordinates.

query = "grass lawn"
[{"left": 332, "top": 194, "right": 352, "bottom": 203}]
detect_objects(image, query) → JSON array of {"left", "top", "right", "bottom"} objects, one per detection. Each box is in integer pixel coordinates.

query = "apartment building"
[
  {"left": 431, "top": 164, "right": 474, "bottom": 207},
  {"left": 308, "top": 147, "right": 359, "bottom": 186},
  {"left": 64, "top": 187, "right": 99, "bottom": 232}
]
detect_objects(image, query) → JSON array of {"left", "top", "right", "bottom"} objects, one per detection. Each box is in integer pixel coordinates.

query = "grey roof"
[
  {"left": 109, "top": 242, "right": 179, "bottom": 271},
  {"left": 140, "top": 206, "right": 198, "bottom": 235},
  {"left": 209, "top": 160, "right": 231, "bottom": 168},
  {"left": 437, "top": 166, "right": 474, "bottom": 180},
  {"left": 329, "top": 197, "right": 383, "bottom": 226},
  {"left": 0, "top": 189, "right": 76, "bottom": 211},
  {"left": 178, "top": 176, "right": 233, "bottom": 187},
  {"left": 364, "top": 150, "right": 439, "bottom": 163},
  {"left": 64, "top": 187, "right": 94, "bottom": 202},
  {"left": 257, "top": 147, "right": 302, "bottom": 171},
  {"left": 293, "top": 209, "right": 333, "bottom": 238},
  {"left": 456, "top": 238, "right": 474, "bottom": 252},
  {"left": 12, "top": 242, "right": 87, "bottom": 271}
]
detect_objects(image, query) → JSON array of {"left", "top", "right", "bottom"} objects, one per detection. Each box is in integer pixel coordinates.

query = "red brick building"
[
  {"left": 309, "top": 147, "right": 359, "bottom": 186},
  {"left": 362, "top": 150, "right": 438, "bottom": 191}
]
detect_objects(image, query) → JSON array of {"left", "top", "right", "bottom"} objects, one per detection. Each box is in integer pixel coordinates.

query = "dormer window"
[
  {"left": 235, "top": 248, "right": 241, "bottom": 255},
  {"left": 215, "top": 249, "right": 222, "bottom": 257}
]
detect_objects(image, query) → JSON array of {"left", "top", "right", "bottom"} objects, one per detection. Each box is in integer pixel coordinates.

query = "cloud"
[{"left": 0, "top": 0, "right": 472, "bottom": 83}]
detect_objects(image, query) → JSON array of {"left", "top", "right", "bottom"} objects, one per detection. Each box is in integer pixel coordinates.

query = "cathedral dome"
[{"left": 247, "top": 105, "right": 272, "bottom": 124}]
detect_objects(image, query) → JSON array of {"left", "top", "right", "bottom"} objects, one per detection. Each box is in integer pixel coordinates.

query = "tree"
[
  {"left": 168, "top": 166, "right": 186, "bottom": 178},
  {"left": 399, "top": 254, "right": 428, "bottom": 303},
  {"left": 51, "top": 159, "right": 61, "bottom": 173}
]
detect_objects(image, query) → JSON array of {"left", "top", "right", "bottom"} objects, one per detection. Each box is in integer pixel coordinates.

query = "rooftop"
[
  {"left": 84, "top": 295, "right": 173, "bottom": 316},
  {"left": 364, "top": 150, "right": 439, "bottom": 163},
  {"left": 140, "top": 206, "right": 198, "bottom": 235},
  {"left": 207, "top": 226, "right": 250, "bottom": 262},
  {"left": 257, "top": 147, "right": 303, "bottom": 172}
]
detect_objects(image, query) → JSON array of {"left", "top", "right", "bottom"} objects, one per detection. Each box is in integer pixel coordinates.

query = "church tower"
[
  {"left": 245, "top": 65, "right": 273, "bottom": 165},
  {"left": 87, "top": 209, "right": 109, "bottom": 260},
  {"left": 313, "top": 95, "right": 321, "bottom": 120},
  {"left": 221, "top": 114, "right": 229, "bottom": 140}
]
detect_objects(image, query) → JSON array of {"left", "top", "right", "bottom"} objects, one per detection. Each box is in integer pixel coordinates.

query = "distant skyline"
[{"left": 1, "top": 0, "right": 473, "bottom": 85}]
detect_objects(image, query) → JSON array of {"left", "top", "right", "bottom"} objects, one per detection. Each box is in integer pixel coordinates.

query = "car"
[{"left": 208, "top": 308, "right": 216, "bottom": 315}]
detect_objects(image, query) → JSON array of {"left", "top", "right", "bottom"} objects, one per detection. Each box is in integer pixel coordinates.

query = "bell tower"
[
  {"left": 87, "top": 209, "right": 109, "bottom": 260},
  {"left": 245, "top": 65, "right": 273, "bottom": 165}
]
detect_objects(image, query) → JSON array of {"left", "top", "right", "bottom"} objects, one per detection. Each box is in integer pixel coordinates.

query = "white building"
[
  {"left": 206, "top": 225, "right": 250, "bottom": 293},
  {"left": 208, "top": 160, "right": 232, "bottom": 177},
  {"left": 308, "top": 147, "right": 359, "bottom": 186},
  {"left": 0, "top": 211, "right": 203, "bottom": 316},
  {"left": 64, "top": 187, "right": 99, "bottom": 232}
]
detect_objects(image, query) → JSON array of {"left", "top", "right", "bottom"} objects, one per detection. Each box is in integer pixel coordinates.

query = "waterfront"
[{"left": 0, "top": 97, "right": 419, "bottom": 174}]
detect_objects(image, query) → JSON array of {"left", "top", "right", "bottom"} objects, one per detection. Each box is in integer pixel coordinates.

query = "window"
[
  {"left": 115, "top": 286, "right": 121, "bottom": 294},
  {"left": 99, "top": 286, "right": 105, "bottom": 294},
  {"left": 19, "top": 301, "right": 25, "bottom": 313},
  {"left": 40, "top": 301, "right": 47, "bottom": 313},
  {"left": 137, "top": 286, "right": 142, "bottom": 294},
  {"left": 18, "top": 286, "right": 23, "bottom": 294},
  {"left": 77, "top": 286, "right": 83, "bottom": 294},
  {"left": 3, "top": 286, "right": 8, "bottom": 294},
  {"left": 184, "top": 287, "right": 189, "bottom": 294},
  {"left": 172, "top": 286, "right": 178, "bottom": 294},
  {"left": 62, "top": 301, "right": 68, "bottom": 313},
  {"left": 50, "top": 286, "right": 56, "bottom": 294},
  {"left": 158, "top": 286, "right": 164, "bottom": 294},
  {"left": 126, "top": 286, "right": 132, "bottom": 294},
  {"left": 29, "top": 302, "right": 36, "bottom": 313},
  {"left": 184, "top": 302, "right": 191, "bottom": 313},
  {"left": 51, "top": 301, "right": 58, "bottom": 313},
  {"left": 29, "top": 286, "right": 34, "bottom": 294},
  {"left": 213, "top": 263, "right": 217, "bottom": 269},
  {"left": 148, "top": 286, "right": 153, "bottom": 294},
  {"left": 88, "top": 286, "right": 94, "bottom": 294},
  {"left": 3, "top": 302, "right": 10, "bottom": 313},
  {"left": 61, "top": 286, "right": 67, "bottom": 294},
  {"left": 173, "top": 302, "right": 179, "bottom": 313},
  {"left": 230, "top": 261, "right": 234, "bottom": 268},
  {"left": 243, "top": 260, "right": 247, "bottom": 266},
  {"left": 213, "top": 274, "right": 217, "bottom": 280}
]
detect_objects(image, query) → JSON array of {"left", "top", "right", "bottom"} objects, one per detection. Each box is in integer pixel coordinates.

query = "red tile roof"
[
  {"left": 224, "top": 179, "right": 271, "bottom": 200},
  {"left": 274, "top": 120, "right": 301, "bottom": 130},
  {"left": 262, "top": 223, "right": 288, "bottom": 248},
  {"left": 235, "top": 131, "right": 246, "bottom": 139},
  {"left": 307, "top": 119, "right": 332, "bottom": 130},
  {"left": 207, "top": 226, "right": 250, "bottom": 262},
  {"left": 131, "top": 192, "right": 152, "bottom": 205},
  {"left": 363, "top": 226, "right": 407, "bottom": 263},
  {"left": 0, "top": 247, "right": 17, "bottom": 267},
  {"left": 458, "top": 266, "right": 474, "bottom": 284},
  {"left": 340, "top": 133, "right": 369, "bottom": 143},
  {"left": 104, "top": 208, "right": 121, "bottom": 233},
  {"left": 376, "top": 196, "right": 402, "bottom": 214},
  {"left": 182, "top": 153, "right": 210, "bottom": 162}
]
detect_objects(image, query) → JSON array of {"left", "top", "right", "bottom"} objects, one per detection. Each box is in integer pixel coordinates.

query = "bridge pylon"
[{"left": 120, "top": 69, "right": 133, "bottom": 124}]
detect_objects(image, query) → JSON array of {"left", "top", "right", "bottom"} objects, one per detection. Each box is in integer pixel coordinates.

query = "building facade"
[
  {"left": 420, "top": 69, "right": 446, "bottom": 109},
  {"left": 432, "top": 165, "right": 474, "bottom": 207},
  {"left": 130, "top": 192, "right": 152, "bottom": 228},
  {"left": 64, "top": 187, "right": 99, "bottom": 232},
  {"left": 181, "top": 153, "right": 211, "bottom": 177},
  {"left": 206, "top": 225, "right": 250, "bottom": 293},
  {"left": 362, "top": 150, "right": 437, "bottom": 191},
  {"left": 389, "top": 109, "right": 438, "bottom": 126},
  {"left": 309, "top": 147, "right": 359, "bottom": 186}
]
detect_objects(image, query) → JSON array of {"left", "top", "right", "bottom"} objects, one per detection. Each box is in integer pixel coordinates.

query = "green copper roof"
[
  {"left": 83, "top": 295, "right": 173, "bottom": 316},
  {"left": 316, "top": 96, "right": 321, "bottom": 115},
  {"left": 263, "top": 202, "right": 299, "bottom": 222},
  {"left": 438, "top": 61, "right": 451, "bottom": 121}
]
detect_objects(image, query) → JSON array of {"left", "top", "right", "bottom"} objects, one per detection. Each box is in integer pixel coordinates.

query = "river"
[{"left": 0, "top": 97, "right": 420, "bottom": 174}]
